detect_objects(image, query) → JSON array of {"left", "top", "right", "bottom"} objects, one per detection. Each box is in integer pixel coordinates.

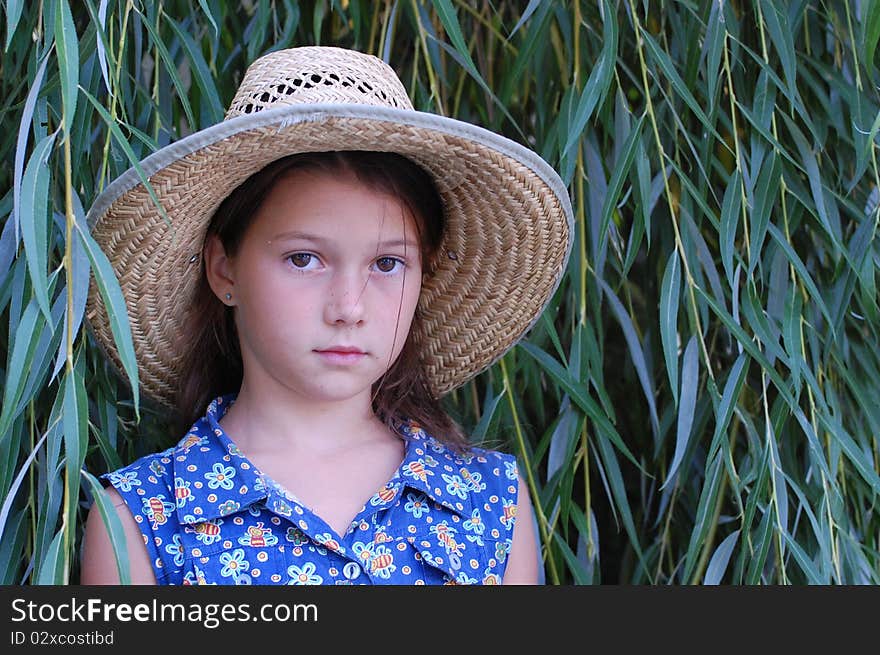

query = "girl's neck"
[{"left": 217, "top": 381, "right": 393, "bottom": 458}]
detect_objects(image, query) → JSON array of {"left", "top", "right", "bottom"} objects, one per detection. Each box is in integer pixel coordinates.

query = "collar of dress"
[{"left": 170, "top": 394, "right": 472, "bottom": 525}]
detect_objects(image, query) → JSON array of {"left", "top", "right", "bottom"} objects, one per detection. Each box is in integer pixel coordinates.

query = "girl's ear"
[{"left": 204, "top": 234, "right": 236, "bottom": 305}]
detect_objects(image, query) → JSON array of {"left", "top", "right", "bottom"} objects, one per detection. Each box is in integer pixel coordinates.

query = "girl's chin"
[{"left": 284, "top": 381, "right": 379, "bottom": 404}]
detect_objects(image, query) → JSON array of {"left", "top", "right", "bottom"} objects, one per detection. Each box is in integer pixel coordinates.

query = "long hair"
[{"left": 173, "top": 151, "right": 469, "bottom": 450}]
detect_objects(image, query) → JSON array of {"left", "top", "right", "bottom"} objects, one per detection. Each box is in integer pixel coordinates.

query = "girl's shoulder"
[{"left": 97, "top": 419, "right": 218, "bottom": 584}]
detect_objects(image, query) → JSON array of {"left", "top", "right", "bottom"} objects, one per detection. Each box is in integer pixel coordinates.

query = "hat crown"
[{"left": 225, "top": 46, "right": 414, "bottom": 119}]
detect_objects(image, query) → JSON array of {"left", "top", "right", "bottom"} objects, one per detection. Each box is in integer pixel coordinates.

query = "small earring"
[{"left": 225, "top": 293, "right": 232, "bottom": 301}]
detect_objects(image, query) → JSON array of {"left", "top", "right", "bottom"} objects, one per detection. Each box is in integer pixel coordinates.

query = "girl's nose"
[{"left": 323, "top": 271, "right": 367, "bottom": 325}]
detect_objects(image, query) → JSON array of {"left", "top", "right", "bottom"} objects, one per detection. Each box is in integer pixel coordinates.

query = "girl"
[{"left": 80, "top": 46, "right": 572, "bottom": 585}]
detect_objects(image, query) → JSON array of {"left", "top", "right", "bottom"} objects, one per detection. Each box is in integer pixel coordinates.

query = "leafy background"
[{"left": 1, "top": 0, "right": 878, "bottom": 584}]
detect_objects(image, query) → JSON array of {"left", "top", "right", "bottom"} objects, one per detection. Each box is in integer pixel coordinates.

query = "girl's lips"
[
  {"left": 317, "top": 346, "right": 365, "bottom": 354},
  {"left": 314, "top": 349, "right": 367, "bottom": 364}
]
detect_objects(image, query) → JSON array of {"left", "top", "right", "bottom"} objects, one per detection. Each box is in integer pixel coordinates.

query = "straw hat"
[{"left": 86, "top": 46, "right": 573, "bottom": 408}]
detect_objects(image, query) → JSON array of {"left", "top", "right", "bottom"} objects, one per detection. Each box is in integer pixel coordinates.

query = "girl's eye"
[
  {"left": 288, "top": 253, "right": 319, "bottom": 270},
  {"left": 374, "top": 257, "right": 404, "bottom": 274}
]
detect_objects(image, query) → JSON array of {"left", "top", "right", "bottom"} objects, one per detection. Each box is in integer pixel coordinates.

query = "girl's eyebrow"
[{"left": 271, "top": 230, "right": 419, "bottom": 249}]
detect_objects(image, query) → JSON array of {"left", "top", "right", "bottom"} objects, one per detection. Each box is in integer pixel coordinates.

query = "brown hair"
[{"left": 173, "top": 151, "right": 469, "bottom": 451}]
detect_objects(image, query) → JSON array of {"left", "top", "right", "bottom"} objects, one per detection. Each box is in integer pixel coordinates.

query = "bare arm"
[
  {"left": 502, "top": 473, "right": 540, "bottom": 585},
  {"left": 80, "top": 487, "right": 158, "bottom": 585}
]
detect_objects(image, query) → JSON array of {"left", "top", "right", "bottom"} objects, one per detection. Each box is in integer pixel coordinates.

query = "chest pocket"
[
  {"left": 405, "top": 534, "right": 490, "bottom": 585},
  {"left": 380, "top": 494, "right": 493, "bottom": 585},
  {"left": 181, "top": 546, "right": 291, "bottom": 585},
  {"left": 176, "top": 514, "right": 289, "bottom": 585}
]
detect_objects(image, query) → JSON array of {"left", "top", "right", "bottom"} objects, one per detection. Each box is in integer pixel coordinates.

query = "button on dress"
[{"left": 102, "top": 394, "right": 520, "bottom": 585}]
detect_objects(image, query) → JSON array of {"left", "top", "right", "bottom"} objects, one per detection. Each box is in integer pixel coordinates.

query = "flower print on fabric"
[
  {"left": 165, "top": 534, "right": 186, "bottom": 567},
  {"left": 219, "top": 548, "right": 250, "bottom": 581},
  {"left": 205, "top": 462, "right": 235, "bottom": 490},
  {"left": 108, "top": 470, "right": 140, "bottom": 493},
  {"left": 441, "top": 473, "right": 469, "bottom": 500},
  {"left": 403, "top": 491, "right": 430, "bottom": 518},
  {"left": 218, "top": 499, "right": 241, "bottom": 516},
  {"left": 101, "top": 393, "right": 521, "bottom": 585},
  {"left": 288, "top": 562, "right": 323, "bottom": 585},
  {"left": 463, "top": 508, "right": 486, "bottom": 546},
  {"left": 285, "top": 527, "right": 308, "bottom": 546},
  {"left": 350, "top": 541, "right": 374, "bottom": 570}
]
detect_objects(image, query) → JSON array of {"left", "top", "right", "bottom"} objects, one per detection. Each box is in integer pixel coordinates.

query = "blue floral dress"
[{"left": 101, "top": 394, "right": 520, "bottom": 585}]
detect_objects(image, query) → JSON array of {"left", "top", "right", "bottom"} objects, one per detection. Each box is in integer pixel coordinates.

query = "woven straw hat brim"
[{"left": 86, "top": 102, "right": 574, "bottom": 408}]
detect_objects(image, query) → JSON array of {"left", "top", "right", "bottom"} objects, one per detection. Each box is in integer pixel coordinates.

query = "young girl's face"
[{"left": 206, "top": 167, "right": 423, "bottom": 406}]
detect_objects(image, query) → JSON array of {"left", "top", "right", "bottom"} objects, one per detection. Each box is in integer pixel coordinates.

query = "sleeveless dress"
[{"left": 101, "top": 394, "right": 520, "bottom": 585}]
